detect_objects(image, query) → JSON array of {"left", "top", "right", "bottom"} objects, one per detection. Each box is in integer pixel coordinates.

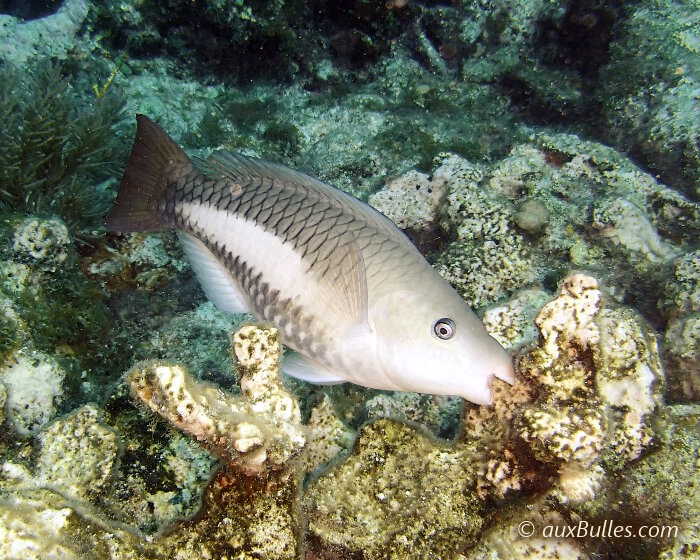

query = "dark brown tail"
[{"left": 105, "top": 114, "right": 191, "bottom": 232}]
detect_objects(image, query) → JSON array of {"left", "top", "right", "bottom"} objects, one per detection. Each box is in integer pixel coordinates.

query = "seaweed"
[{"left": 0, "top": 59, "right": 127, "bottom": 243}]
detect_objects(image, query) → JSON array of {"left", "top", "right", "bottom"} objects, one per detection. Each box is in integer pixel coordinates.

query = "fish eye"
[{"left": 433, "top": 318, "right": 455, "bottom": 340}]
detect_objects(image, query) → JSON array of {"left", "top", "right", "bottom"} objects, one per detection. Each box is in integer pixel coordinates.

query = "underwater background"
[{"left": 0, "top": 0, "right": 698, "bottom": 558}]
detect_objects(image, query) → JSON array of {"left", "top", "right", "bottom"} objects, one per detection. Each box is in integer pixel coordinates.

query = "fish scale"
[
  {"left": 106, "top": 115, "right": 515, "bottom": 404},
  {"left": 174, "top": 167, "right": 409, "bottom": 292},
  {"left": 166, "top": 172, "right": 371, "bottom": 365}
]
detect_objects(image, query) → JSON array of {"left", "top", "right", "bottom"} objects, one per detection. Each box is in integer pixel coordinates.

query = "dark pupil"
[{"left": 439, "top": 326, "right": 449, "bottom": 335}]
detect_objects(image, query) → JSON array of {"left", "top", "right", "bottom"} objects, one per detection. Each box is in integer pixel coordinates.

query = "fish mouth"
[
  {"left": 461, "top": 373, "right": 495, "bottom": 406},
  {"left": 468, "top": 363, "right": 516, "bottom": 406},
  {"left": 485, "top": 374, "right": 495, "bottom": 405},
  {"left": 494, "top": 360, "right": 516, "bottom": 385}
]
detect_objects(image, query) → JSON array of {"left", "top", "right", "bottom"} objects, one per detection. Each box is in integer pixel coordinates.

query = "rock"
[
  {"left": 11, "top": 217, "right": 73, "bottom": 273},
  {"left": 35, "top": 405, "right": 120, "bottom": 503}
]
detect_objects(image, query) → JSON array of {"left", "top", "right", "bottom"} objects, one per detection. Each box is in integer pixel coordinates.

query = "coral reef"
[
  {"left": 0, "top": 215, "right": 130, "bottom": 405},
  {"left": 619, "top": 404, "right": 700, "bottom": 559},
  {"left": 0, "top": 491, "right": 86, "bottom": 560},
  {"left": 598, "top": 0, "right": 699, "bottom": 196},
  {"left": 662, "top": 250, "right": 700, "bottom": 317},
  {"left": 664, "top": 314, "right": 700, "bottom": 401},
  {"left": 86, "top": 231, "right": 188, "bottom": 292},
  {"left": 127, "top": 325, "right": 305, "bottom": 474},
  {"left": 3, "top": 405, "right": 120, "bottom": 505},
  {"left": 522, "top": 274, "right": 664, "bottom": 469},
  {"left": 660, "top": 251, "right": 699, "bottom": 401},
  {"left": 463, "top": 273, "right": 665, "bottom": 505},
  {"left": 368, "top": 167, "right": 450, "bottom": 252},
  {"left": 137, "top": 301, "right": 245, "bottom": 384},
  {"left": 11, "top": 217, "right": 73, "bottom": 273},
  {"left": 0, "top": 326, "right": 306, "bottom": 559},
  {"left": 0, "top": 378, "right": 5, "bottom": 426},
  {"left": 34, "top": 405, "right": 120, "bottom": 502},
  {"left": 89, "top": 0, "right": 310, "bottom": 81},
  {"left": 0, "top": 0, "right": 88, "bottom": 64},
  {"left": 434, "top": 154, "right": 537, "bottom": 310},
  {"left": 481, "top": 287, "right": 552, "bottom": 351},
  {"left": 592, "top": 198, "right": 679, "bottom": 265},
  {"left": 0, "top": 300, "right": 690, "bottom": 558},
  {"left": 300, "top": 394, "right": 355, "bottom": 475},
  {"left": 425, "top": 135, "right": 696, "bottom": 313},
  {"left": 465, "top": 498, "right": 590, "bottom": 560},
  {"left": 429, "top": 133, "right": 698, "bottom": 316},
  {"left": 364, "top": 391, "right": 462, "bottom": 439},
  {"left": 1, "top": 1, "right": 698, "bottom": 557}
]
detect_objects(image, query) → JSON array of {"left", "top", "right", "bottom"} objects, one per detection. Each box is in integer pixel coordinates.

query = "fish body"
[{"left": 106, "top": 115, "right": 514, "bottom": 405}]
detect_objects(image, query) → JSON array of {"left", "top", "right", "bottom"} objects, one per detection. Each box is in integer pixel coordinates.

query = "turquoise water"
[{"left": 0, "top": 1, "right": 697, "bottom": 559}]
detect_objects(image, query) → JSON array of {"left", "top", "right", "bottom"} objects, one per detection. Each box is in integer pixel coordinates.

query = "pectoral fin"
[
  {"left": 282, "top": 350, "right": 346, "bottom": 384},
  {"left": 178, "top": 232, "right": 252, "bottom": 315}
]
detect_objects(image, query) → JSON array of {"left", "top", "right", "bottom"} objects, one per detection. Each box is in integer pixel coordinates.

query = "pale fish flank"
[{"left": 106, "top": 115, "right": 514, "bottom": 405}]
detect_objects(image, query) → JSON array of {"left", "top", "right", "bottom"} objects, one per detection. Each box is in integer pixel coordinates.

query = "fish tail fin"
[{"left": 105, "top": 114, "right": 190, "bottom": 232}]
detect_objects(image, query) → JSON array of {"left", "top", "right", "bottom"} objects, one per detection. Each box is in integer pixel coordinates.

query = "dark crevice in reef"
[
  {"left": 0, "top": 0, "right": 62, "bottom": 19},
  {"left": 499, "top": 1, "right": 620, "bottom": 128},
  {"left": 538, "top": 1, "right": 619, "bottom": 86}
]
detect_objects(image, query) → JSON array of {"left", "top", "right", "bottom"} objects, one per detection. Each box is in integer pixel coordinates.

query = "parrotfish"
[{"left": 106, "top": 115, "right": 514, "bottom": 404}]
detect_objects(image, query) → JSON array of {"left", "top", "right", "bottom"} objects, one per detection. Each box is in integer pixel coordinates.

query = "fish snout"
[
  {"left": 494, "top": 359, "right": 516, "bottom": 385},
  {"left": 458, "top": 352, "right": 515, "bottom": 405},
  {"left": 464, "top": 373, "right": 495, "bottom": 406}
]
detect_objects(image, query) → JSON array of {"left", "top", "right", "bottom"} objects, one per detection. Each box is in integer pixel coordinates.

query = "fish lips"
[{"left": 460, "top": 359, "right": 515, "bottom": 406}]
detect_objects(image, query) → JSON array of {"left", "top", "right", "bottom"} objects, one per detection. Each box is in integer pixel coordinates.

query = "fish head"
[{"left": 370, "top": 288, "right": 515, "bottom": 405}]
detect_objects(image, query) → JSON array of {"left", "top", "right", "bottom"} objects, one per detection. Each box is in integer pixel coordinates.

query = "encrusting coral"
[
  {"left": 661, "top": 250, "right": 700, "bottom": 401},
  {"left": 0, "top": 352, "right": 66, "bottom": 435},
  {"left": 127, "top": 325, "right": 306, "bottom": 475},
  {"left": 0, "top": 379, "right": 6, "bottom": 426},
  {"left": 11, "top": 216, "right": 73, "bottom": 273},
  {"left": 303, "top": 418, "right": 484, "bottom": 560},
  {"left": 2, "top": 405, "right": 120, "bottom": 503},
  {"left": 463, "top": 273, "right": 665, "bottom": 504},
  {"left": 433, "top": 154, "right": 537, "bottom": 310}
]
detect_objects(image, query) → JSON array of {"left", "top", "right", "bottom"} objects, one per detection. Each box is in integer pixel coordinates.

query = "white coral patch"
[{"left": 1, "top": 353, "right": 65, "bottom": 435}]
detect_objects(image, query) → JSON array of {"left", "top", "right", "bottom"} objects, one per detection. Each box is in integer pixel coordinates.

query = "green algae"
[
  {"left": 0, "top": 59, "right": 127, "bottom": 242},
  {"left": 0, "top": 310, "right": 18, "bottom": 363}
]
